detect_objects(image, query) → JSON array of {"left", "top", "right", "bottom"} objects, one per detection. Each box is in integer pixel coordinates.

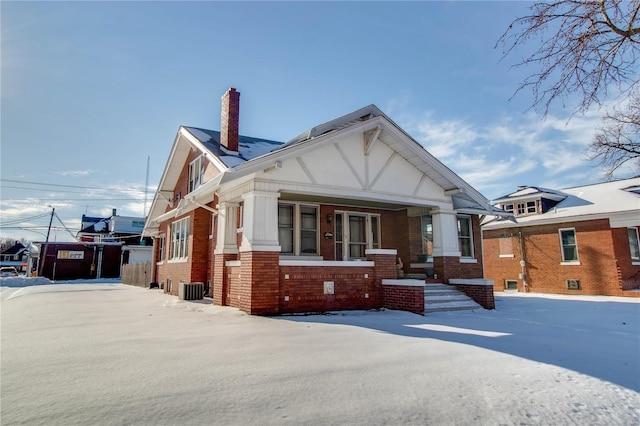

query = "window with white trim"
[
  {"left": 505, "top": 280, "right": 518, "bottom": 290},
  {"left": 526, "top": 201, "right": 536, "bottom": 214},
  {"left": 420, "top": 215, "right": 433, "bottom": 260},
  {"left": 157, "top": 235, "right": 166, "bottom": 262},
  {"left": 559, "top": 228, "right": 578, "bottom": 262},
  {"left": 188, "top": 155, "right": 205, "bottom": 193},
  {"left": 334, "top": 211, "right": 381, "bottom": 260},
  {"left": 628, "top": 227, "right": 640, "bottom": 260},
  {"left": 170, "top": 217, "right": 190, "bottom": 259},
  {"left": 278, "top": 203, "right": 318, "bottom": 256},
  {"left": 457, "top": 216, "right": 474, "bottom": 258}
]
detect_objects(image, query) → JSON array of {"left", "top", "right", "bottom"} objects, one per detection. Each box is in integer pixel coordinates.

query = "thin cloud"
[{"left": 57, "top": 169, "right": 94, "bottom": 177}]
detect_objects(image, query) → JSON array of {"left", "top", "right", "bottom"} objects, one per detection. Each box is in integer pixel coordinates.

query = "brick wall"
[
  {"left": 279, "top": 265, "right": 378, "bottom": 313},
  {"left": 454, "top": 283, "right": 495, "bottom": 309},
  {"left": 382, "top": 283, "right": 424, "bottom": 315},
  {"left": 611, "top": 226, "right": 640, "bottom": 290},
  {"left": 484, "top": 219, "right": 639, "bottom": 296},
  {"left": 240, "top": 251, "right": 280, "bottom": 315}
]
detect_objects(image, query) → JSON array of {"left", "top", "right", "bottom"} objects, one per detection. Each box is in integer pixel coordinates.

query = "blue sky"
[{"left": 0, "top": 1, "right": 628, "bottom": 242}]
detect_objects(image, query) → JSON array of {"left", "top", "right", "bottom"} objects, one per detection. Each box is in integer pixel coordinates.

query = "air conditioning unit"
[{"left": 179, "top": 282, "right": 204, "bottom": 300}]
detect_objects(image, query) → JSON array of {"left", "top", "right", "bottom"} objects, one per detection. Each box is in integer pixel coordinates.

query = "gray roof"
[{"left": 183, "top": 127, "right": 283, "bottom": 168}]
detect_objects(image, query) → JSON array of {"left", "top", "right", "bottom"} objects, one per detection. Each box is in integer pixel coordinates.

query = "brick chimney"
[{"left": 220, "top": 87, "right": 240, "bottom": 152}]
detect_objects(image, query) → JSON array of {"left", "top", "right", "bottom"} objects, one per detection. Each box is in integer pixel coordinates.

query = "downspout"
[{"left": 518, "top": 231, "right": 528, "bottom": 292}]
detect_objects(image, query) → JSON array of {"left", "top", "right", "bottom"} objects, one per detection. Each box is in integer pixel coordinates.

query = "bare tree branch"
[
  {"left": 498, "top": 0, "right": 640, "bottom": 179},
  {"left": 497, "top": 0, "right": 640, "bottom": 115},
  {"left": 588, "top": 92, "right": 640, "bottom": 178}
]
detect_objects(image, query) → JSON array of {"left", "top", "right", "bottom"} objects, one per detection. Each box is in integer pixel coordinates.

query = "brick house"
[
  {"left": 142, "top": 87, "right": 509, "bottom": 315},
  {"left": 483, "top": 178, "right": 640, "bottom": 297}
]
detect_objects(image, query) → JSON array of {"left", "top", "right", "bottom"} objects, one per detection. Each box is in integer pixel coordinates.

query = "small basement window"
[
  {"left": 505, "top": 280, "right": 518, "bottom": 290},
  {"left": 566, "top": 279, "right": 580, "bottom": 290}
]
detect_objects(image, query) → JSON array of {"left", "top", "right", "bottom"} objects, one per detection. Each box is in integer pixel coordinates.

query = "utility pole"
[{"left": 38, "top": 206, "right": 55, "bottom": 277}]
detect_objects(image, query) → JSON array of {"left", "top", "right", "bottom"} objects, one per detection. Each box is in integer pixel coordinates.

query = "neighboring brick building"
[
  {"left": 143, "top": 87, "right": 509, "bottom": 315},
  {"left": 483, "top": 179, "right": 640, "bottom": 297}
]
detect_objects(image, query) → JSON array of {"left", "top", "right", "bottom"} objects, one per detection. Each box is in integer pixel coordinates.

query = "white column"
[
  {"left": 214, "top": 201, "right": 239, "bottom": 254},
  {"left": 431, "top": 209, "right": 460, "bottom": 258},
  {"left": 240, "top": 191, "right": 281, "bottom": 252}
]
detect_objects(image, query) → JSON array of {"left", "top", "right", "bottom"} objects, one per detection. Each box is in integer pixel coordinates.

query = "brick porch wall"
[
  {"left": 382, "top": 281, "right": 424, "bottom": 315},
  {"left": 239, "top": 251, "right": 280, "bottom": 315},
  {"left": 279, "top": 265, "right": 378, "bottom": 313}
]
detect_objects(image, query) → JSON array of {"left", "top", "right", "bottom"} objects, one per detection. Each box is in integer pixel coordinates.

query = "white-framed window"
[
  {"left": 278, "top": 203, "right": 318, "bottom": 256},
  {"left": 334, "top": 211, "right": 381, "bottom": 260},
  {"left": 157, "top": 235, "right": 166, "bottom": 262},
  {"left": 505, "top": 280, "right": 518, "bottom": 290},
  {"left": 170, "top": 217, "right": 190, "bottom": 260},
  {"left": 559, "top": 228, "right": 579, "bottom": 262},
  {"left": 526, "top": 201, "right": 536, "bottom": 214},
  {"left": 517, "top": 203, "right": 525, "bottom": 215},
  {"left": 420, "top": 215, "right": 433, "bottom": 261},
  {"left": 504, "top": 204, "right": 514, "bottom": 213},
  {"left": 628, "top": 227, "right": 640, "bottom": 261},
  {"left": 457, "top": 215, "right": 474, "bottom": 258},
  {"left": 188, "top": 155, "right": 205, "bottom": 193}
]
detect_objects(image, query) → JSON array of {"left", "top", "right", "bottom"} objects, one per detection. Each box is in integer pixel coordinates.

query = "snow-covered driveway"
[{"left": 1, "top": 283, "right": 638, "bottom": 425}]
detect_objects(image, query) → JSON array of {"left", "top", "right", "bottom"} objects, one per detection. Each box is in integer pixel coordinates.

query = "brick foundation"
[{"left": 382, "top": 281, "right": 425, "bottom": 315}]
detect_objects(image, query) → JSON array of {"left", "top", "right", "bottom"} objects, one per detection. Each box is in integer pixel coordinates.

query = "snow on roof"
[
  {"left": 486, "top": 177, "right": 640, "bottom": 228},
  {"left": 184, "top": 127, "right": 283, "bottom": 168}
]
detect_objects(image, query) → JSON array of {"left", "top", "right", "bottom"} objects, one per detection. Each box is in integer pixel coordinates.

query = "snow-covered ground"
[{"left": 1, "top": 280, "right": 639, "bottom": 425}]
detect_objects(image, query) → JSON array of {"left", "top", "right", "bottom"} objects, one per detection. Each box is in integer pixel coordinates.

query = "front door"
[{"left": 334, "top": 212, "right": 380, "bottom": 261}]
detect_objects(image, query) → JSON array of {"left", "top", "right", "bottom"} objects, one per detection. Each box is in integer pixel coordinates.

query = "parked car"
[{"left": 0, "top": 266, "right": 19, "bottom": 277}]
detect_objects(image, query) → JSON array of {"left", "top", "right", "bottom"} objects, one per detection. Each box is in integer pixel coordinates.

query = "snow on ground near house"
[{"left": 1, "top": 282, "right": 639, "bottom": 425}]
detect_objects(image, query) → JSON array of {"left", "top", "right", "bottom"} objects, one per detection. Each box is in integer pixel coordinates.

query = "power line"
[{"left": 0, "top": 179, "right": 105, "bottom": 190}]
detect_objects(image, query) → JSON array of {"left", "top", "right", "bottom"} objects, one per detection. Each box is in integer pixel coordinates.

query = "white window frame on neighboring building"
[
  {"left": 170, "top": 217, "right": 190, "bottom": 261},
  {"left": 559, "top": 228, "right": 579, "bottom": 264},
  {"left": 188, "top": 155, "right": 205, "bottom": 193},
  {"left": 628, "top": 227, "right": 640, "bottom": 264}
]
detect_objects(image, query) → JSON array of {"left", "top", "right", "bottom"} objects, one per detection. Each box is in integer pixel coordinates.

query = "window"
[
  {"left": 157, "top": 235, "right": 166, "bottom": 262},
  {"left": 628, "top": 228, "right": 640, "bottom": 260},
  {"left": 499, "top": 233, "right": 514, "bottom": 257},
  {"left": 300, "top": 206, "right": 318, "bottom": 254},
  {"left": 278, "top": 203, "right": 318, "bottom": 256},
  {"left": 559, "top": 228, "right": 578, "bottom": 262},
  {"left": 278, "top": 204, "right": 294, "bottom": 254},
  {"left": 504, "top": 204, "right": 514, "bottom": 213},
  {"left": 188, "top": 155, "right": 205, "bottom": 193},
  {"left": 566, "top": 279, "right": 581, "bottom": 290},
  {"left": 457, "top": 216, "right": 474, "bottom": 258},
  {"left": 334, "top": 211, "right": 381, "bottom": 260},
  {"left": 517, "top": 203, "right": 525, "bottom": 215},
  {"left": 505, "top": 280, "right": 518, "bottom": 290},
  {"left": 420, "top": 215, "right": 433, "bottom": 260},
  {"left": 170, "top": 217, "right": 190, "bottom": 259},
  {"left": 526, "top": 201, "right": 536, "bottom": 214}
]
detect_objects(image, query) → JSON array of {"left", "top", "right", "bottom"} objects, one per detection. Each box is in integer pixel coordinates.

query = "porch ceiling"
[{"left": 278, "top": 192, "right": 421, "bottom": 210}]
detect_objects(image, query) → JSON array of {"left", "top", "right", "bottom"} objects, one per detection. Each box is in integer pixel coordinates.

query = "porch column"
[
  {"left": 431, "top": 208, "right": 460, "bottom": 282},
  {"left": 213, "top": 202, "right": 238, "bottom": 306},
  {"left": 239, "top": 191, "right": 280, "bottom": 315}
]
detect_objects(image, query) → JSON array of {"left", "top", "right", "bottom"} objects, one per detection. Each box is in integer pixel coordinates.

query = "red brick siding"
[
  {"left": 611, "top": 226, "right": 640, "bottom": 290},
  {"left": 279, "top": 265, "right": 379, "bottom": 313},
  {"left": 455, "top": 284, "right": 495, "bottom": 309},
  {"left": 484, "top": 219, "right": 639, "bottom": 296},
  {"left": 240, "top": 251, "right": 280, "bottom": 315},
  {"left": 226, "top": 263, "right": 242, "bottom": 308},
  {"left": 382, "top": 285, "right": 424, "bottom": 315}
]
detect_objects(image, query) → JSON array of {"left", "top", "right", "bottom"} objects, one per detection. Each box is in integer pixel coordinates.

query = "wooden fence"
[{"left": 121, "top": 262, "right": 152, "bottom": 287}]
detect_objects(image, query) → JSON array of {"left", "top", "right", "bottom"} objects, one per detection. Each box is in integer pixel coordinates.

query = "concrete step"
[{"left": 423, "top": 283, "right": 482, "bottom": 314}]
